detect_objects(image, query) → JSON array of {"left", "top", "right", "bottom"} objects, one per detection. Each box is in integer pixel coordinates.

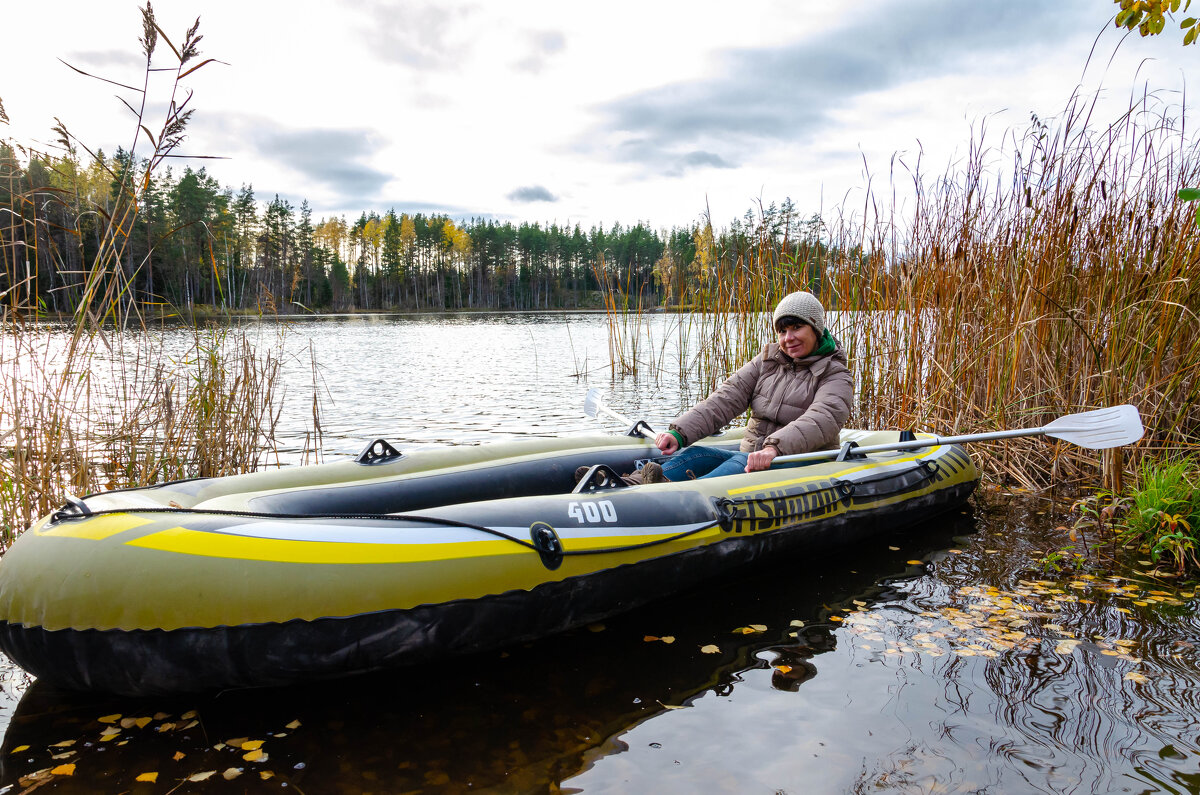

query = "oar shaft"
[{"left": 773, "top": 427, "right": 1049, "bottom": 464}]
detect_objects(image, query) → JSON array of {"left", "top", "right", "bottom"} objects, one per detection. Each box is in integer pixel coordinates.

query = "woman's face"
[{"left": 777, "top": 322, "right": 817, "bottom": 359}]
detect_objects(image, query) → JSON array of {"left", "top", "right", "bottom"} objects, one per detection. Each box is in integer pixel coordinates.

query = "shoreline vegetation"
[{"left": 1, "top": 7, "right": 1198, "bottom": 574}]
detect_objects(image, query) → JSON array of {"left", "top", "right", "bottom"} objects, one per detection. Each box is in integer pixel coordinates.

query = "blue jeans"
[{"left": 660, "top": 446, "right": 751, "bottom": 481}]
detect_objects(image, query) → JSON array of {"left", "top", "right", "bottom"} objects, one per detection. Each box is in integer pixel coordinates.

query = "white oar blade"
[
  {"left": 583, "top": 388, "right": 604, "bottom": 419},
  {"left": 1042, "top": 404, "right": 1144, "bottom": 450}
]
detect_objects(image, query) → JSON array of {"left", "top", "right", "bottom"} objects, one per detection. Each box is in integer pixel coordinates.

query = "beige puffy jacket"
[{"left": 669, "top": 340, "right": 853, "bottom": 455}]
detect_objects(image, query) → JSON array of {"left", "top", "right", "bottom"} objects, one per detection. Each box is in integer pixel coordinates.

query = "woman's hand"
[
  {"left": 745, "top": 445, "right": 779, "bottom": 472},
  {"left": 655, "top": 432, "right": 679, "bottom": 455}
]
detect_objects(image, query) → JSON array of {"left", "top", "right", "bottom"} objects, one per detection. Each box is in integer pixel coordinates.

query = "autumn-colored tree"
[{"left": 1114, "top": 0, "right": 1197, "bottom": 44}]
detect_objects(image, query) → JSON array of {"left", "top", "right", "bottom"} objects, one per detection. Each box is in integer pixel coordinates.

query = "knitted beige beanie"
[{"left": 772, "top": 291, "right": 825, "bottom": 335}]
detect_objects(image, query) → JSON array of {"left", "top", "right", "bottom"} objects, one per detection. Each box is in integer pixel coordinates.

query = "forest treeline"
[{"left": 0, "top": 144, "right": 831, "bottom": 317}]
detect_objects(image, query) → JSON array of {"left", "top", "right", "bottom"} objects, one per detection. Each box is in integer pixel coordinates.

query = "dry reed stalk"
[{"left": 603, "top": 88, "right": 1200, "bottom": 489}]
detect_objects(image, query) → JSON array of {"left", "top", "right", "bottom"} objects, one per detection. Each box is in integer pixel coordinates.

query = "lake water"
[{"left": 0, "top": 313, "right": 1196, "bottom": 793}]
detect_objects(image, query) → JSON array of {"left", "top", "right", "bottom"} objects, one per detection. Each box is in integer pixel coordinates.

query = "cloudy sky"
[{"left": 2, "top": 1, "right": 1196, "bottom": 230}]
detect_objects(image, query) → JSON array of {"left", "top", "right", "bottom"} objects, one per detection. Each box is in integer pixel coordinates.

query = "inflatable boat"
[{"left": 0, "top": 426, "right": 978, "bottom": 695}]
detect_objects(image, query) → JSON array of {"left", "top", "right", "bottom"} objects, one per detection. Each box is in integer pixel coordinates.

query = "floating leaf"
[
  {"left": 10, "top": 745, "right": 29, "bottom": 754},
  {"left": 700, "top": 644, "right": 720, "bottom": 654},
  {"left": 643, "top": 635, "right": 660, "bottom": 642},
  {"left": 829, "top": 616, "right": 843, "bottom": 622},
  {"left": 226, "top": 737, "right": 248, "bottom": 748},
  {"left": 1125, "top": 671, "right": 1149, "bottom": 683},
  {"left": 240, "top": 740, "right": 264, "bottom": 751},
  {"left": 1055, "top": 640, "right": 1081, "bottom": 655},
  {"left": 188, "top": 771, "right": 216, "bottom": 782},
  {"left": 261, "top": 771, "right": 276, "bottom": 780},
  {"left": 888, "top": 546, "right": 900, "bottom": 551},
  {"left": 136, "top": 772, "right": 159, "bottom": 783},
  {"left": 50, "top": 764, "right": 76, "bottom": 776},
  {"left": 656, "top": 700, "right": 686, "bottom": 710},
  {"left": 50, "top": 740, "right": 76, "bottom": 748},
  {"left": 285, "top": 720, "right": 301, "bottom": 730},
  {"left": 153, "top": 712, "right": 171, "bottom": 721},
  {"left": 789, "top": 620, "right": 805, "bottom": 627},
  {"left": 907, "top": 560, "right": 923, "bottom": 565},
  {"left": 173, "top": 751, "right": 187, "bottom": 761},
  {"left": 223, "top": 767, "right": 242, "bottom": 780},
  {"left": 775, "top": 664, "right": 793, "bottom": 674},
  {"left": 97, "top": 714, "right": 121, "bottom": 724},
  {"left": 243, "top": 749, "right": 267, "bottom": 762},
  {"left": 660, "top": 636, "right": 675, "bottom": 644}
]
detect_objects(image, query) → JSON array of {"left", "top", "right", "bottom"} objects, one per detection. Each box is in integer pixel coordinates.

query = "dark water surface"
[{"left": 1, "top": 315, "right": 1196, "bottom": 792}]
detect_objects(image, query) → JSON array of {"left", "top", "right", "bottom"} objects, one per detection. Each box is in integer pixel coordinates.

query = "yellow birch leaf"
[
  {"left": 181, "top": 710, "right": 198, "bottom": 720},
  {"left": 1125, "top": 671, "right": 1148, "bottom": 683},
  {"left": 240, "top": 740, "right": 264, "bottom": 751},
  {"left": 829, "top": 616, "right": 843, "bottom": 622},
  {"left": 153, "top": 712, "right": 171, "bottom": 720},
  {"left": 656, "top": 700, "right": 686, "bottom": 710},
  {"left": 888, "top": 546, "right": 900, "bottom": 550},
  {"left": 50, "top": 740, "right": 75, "bottom": 748},
  {"left": 157, "top": 722, "right": 177, "bottom": 732},
  {"left": 134, "top": 717, "right": 152, "bottom": 729},
  {"left": 226, "top": 737, "right": 248, "bottom": 748},
  {"left": 10, "top": 745, "right": 29, "bottom": 754},
  {"left": 223, "top": 767, "right": 242, "bottom": 780},
  {"left": 136, "top": 772, "right": 159, "bottom": 783},
  {"left": 173, "top": 751, "right": 186, "bottom": 761},
  {"left": 182, "top": 720, "right": 199, "bottom": 730},
  {"left": 775, "top": 665, "right": 793, "bottom": 674},
  {"left": 660, "top": 636, "right": 676, "bottom": 644},
  {"left": 97, "top": 714, "right": 121, "bottom": 724},
  {"left": 1055, "top": 640, "right": 1080, "bottom": 655},
  {"left": 243, "top": 749, "right": 267, "bottom": 762},
  {"left": 285, "top": 720, "right": 301, "bottom": 730},
  {"left": 700, "top": 644, "right": 720, "bottom": 654},
  {"left": 50, "top": 764, "right": 75, "bottom": 776},
  {"left": 789, "top": 620, "right": 805, "bottom": 627},
  {"left": 643, "top": 635, "right": 659, "bottom": 642},
  {"left": 907, "top": 560, "right": 923, "bottom": 565},
  {"left": 188, "top": 771, "right": 216, "bottom": 782},
  {"left": 120, "top": 718, "right": 137, "bottom": 729},
  {"left": 260, "top": 771, "right": 275, "bottom": 780}
]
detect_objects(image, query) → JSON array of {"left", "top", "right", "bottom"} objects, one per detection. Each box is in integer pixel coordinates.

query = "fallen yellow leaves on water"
[
  {"left": 1125, "top": 671, "right": 1149, "bottom": 683},
  {"left": 700, "top": 644, "right": 720, "bottom": 654},
  {"left": 181, "top": 710, "right": 198, "bottom": 720},
  {"left": 888, "top": 546, "right": 900, "bottom": 551},
  {"left": 10, "top": 745, "right": 28, "bottom": 754},
  {"left": 775, "top": 664, "right": 793, "bottom": 674},
  {"left": 285, "top": 720, "right": 301, "bottom": 730},
  {"left": 261, "top": 771, "right": 276, "bottom": 780},
  {"left": 1055, "top": 640, "right": 1081, "bottom": 655},
  {"left": 829, "top": 616, "right": 843, "bottom": 622},
  {"left": 223, "top": 767, "right": 242, "bottom": 780},
  {"left": 907, "top": 560, "right": 923, "bottom": 565},
  {"left": 97, "top": 714, "right": 121, "bottom": 724},
  {"left": 656, "top": 700, "right": 687, "bottom": 710},
  {"left": 50, "top": 740, "right": 75, "bottom": 748},
  {"left": 136, "top": 772, "right": 158, "bottom": 783},
  {"left": 173, "top": 751, "right": 187, "bottom": 761},
  {"left": 243, "top": 749, "right": 268, "bottom": 763},
  {"left": 733, "top": 624, "right": 767, "bottom": 634},
  {"left": 188, "top": 771, "right": 216, "bottom": 782},
  {"left": 789, "top": 619, "right": 805, "bottom": 627},
  {"left": 240, "top": 740, "right": 264, "bottom": 751},
  {"left": 50, "top": 764, "right": 75, "bottom": 776}
]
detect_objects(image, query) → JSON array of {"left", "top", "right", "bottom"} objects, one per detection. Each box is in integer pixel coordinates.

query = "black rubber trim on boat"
[{"left": 43, "top": 504, "right": 722, "bottom": 560}]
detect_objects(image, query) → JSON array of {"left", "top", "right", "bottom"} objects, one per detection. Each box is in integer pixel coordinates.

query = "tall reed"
[
  {"left": 610, "top": 88, "right": 1200, "bottom": 490},
  {"left": 0, "top": 7, "right": 301, "bottom": 544}
]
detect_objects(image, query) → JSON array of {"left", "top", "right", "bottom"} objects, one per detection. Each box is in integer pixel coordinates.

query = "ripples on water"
[{"left": 0, "top": 315, "right": 1196, "bottom": 793}]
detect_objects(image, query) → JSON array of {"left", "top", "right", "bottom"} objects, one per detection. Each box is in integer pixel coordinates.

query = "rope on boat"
[{"left": 47, "top": 461, "right": 940, "bottom": 559}]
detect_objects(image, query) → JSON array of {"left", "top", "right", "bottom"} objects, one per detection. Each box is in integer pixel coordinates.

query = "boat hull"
[{"left": 0, "top": 430, "right": 978, "bottom": 695}]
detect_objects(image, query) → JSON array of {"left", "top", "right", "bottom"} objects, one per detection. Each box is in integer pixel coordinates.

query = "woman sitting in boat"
[{"left": 638, "top": 290, "right": 853, "bottom": 483}]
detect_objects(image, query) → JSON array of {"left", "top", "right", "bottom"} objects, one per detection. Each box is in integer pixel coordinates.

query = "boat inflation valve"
[
  {"left": 355, "top": 438, "right": 403, "bottom": 464},
  {"left": 529, "top": 522, "right": 564, "bottom": 570}
]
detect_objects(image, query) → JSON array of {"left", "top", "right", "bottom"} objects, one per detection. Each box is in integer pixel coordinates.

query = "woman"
[{"left": 644, "top": 290, "right": 853, "bottom": 482}]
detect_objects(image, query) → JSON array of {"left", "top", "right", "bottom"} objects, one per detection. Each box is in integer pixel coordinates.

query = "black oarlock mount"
[
  {"left": 835, "top": 440, "right": 866, "bottom": 461},
  {"left": 626, "top": 420, "right": 655, "bottom": 439},
  {"left": 355, "top": 439, "right": 403, "bottom": 464},
  {"left": 529, "top": 522, "right": 564, "bottom": 570}
]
